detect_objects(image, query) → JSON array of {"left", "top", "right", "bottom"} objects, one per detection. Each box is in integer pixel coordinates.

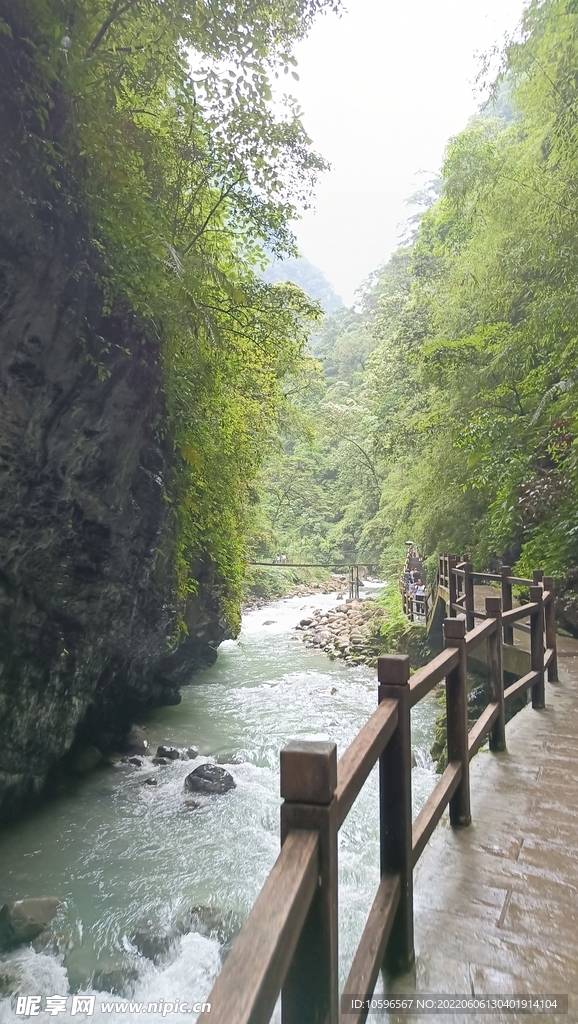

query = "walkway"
[{"left": 386, "top": 635, "right": 578, "bottom": 1022}]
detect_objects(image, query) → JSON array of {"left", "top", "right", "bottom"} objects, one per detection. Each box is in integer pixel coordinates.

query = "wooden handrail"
[
  {"left": 203, "top": 829, "right": 319, "bottom": 1024},
  {"left": 502, "top": 602, "right": 539, "bottom": 624},
  {"left": 205, "top": 560, "right": 558, "bottom": 1023},
  {"left": 336, "top": 699, "right": 398, "bottom": 828},
  {"left": 544, "top": 647, "right": 556, "bottom": 670},
  {"left": 411, "top": 761, "right": 462, "bottom": 867},
  {"left": 504, "top": 670, "right": 539, "bottom": 704},
  {"left": 409, "top": 648, "right": 459, "bottom": 707},
  {"left": 464, "top": 617, "right": 496, "bottom": 651},
  {"left": 468, "top": 702, "right": 500, "bottom": 759},
  {"left": 340, "top": 874, "right": 401, "bottom": 1024}
]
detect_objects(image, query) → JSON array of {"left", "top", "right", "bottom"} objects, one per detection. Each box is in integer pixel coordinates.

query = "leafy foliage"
[
  {"left": 1, "top": 0, "right": 339, "bottom": 629},
  {"left": 252, "top": 0, "right": 578, "bottom": 599}
]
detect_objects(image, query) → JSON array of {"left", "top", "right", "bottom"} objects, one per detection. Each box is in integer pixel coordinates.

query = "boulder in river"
[
  {"left": 0, "top": 964, "right": 21, "bottom": 995},
  {"left": 92, "top": 966, "right": 139, "bottom": 996},
  {"left": 0, "top": 898, "right": 62, "bottom": 947},
  {"left": 156, "top": 746, "right": 180, "bottom": 760},
  {"left": 186, "top": 747, "right": 199, "bottom": 759},
  {"left": 123, "top": 725, "right": 149, "bottom": 756},
  {"left": 152, "top": 756, "right": 171, "bottom": 766},
  {"left": 132, "top": 926, "right": 173, "bottom": 962},
  {"left": 184, "top": 905, "right": 241, "bottom": 946},
  {"left": 184, "top": 763, "right": 236, "bottom": 795}
]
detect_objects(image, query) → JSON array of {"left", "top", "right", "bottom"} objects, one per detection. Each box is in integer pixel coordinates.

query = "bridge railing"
[
  {"left": 200, "top": 576, "right": 558, "bottom": 1024},
  {"left": 438, "top": 555, "right": 558, "bottom": 681}
]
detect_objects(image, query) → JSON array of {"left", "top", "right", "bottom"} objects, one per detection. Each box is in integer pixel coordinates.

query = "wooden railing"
[{"left": 200, "top": 571, "right": 558, "bottom": 1024}]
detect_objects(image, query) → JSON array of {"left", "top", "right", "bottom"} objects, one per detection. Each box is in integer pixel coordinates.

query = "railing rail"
[{"left": 200, "top": 559, "right": 559, "bottom": 1024}]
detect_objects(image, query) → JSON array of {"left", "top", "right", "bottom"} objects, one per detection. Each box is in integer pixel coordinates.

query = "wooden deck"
[{"left": 385, "top": 634, "right": 578, "bottom": 1022}]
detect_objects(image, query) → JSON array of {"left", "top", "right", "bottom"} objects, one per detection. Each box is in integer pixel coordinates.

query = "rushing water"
[{"left": 0, "top": 585, "right": 439, "bottom": 1023}]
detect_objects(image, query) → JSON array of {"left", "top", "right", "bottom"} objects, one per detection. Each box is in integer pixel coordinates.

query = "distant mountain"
[{"left": 262, "top": 256, "right": 343, "bottom": 313}]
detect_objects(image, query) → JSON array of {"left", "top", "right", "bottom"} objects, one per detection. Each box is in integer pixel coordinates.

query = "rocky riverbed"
[
  {"left": 296, "top": 597, "right": 387, "bottom": 665},
  {"left": 243, "top": 573, "right": 349, "bottom": 611}
]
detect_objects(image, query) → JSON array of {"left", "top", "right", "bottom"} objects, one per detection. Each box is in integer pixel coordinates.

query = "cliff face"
[{"left": 0, "top": 156, "right": 226, "bottom": 824}]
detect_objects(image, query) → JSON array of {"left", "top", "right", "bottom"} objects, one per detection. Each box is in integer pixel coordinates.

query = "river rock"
[
  {"left": 92, "top": 966, "right": 139, "bottom": 995},
  {"left": 186, "top": 747, "right": 199, "bottom": 759},
  {"left": 262, "top": 620, "right": 276, "bottom": 625},
  {"left": 132, "top": 926, "right": 173, "bottom": 962},
  {"left": 127, "top": 756, "right": 144, "bottom": 767},
  {"left": 152, "top": 756, "right": 171, "bottom": 766},
  {"left": 142, "top": 777, "right": 157, "bottom": 786},
  {"left": 156, "top": 746, "right": 180, "bottom": 760},
  {"left": 123, "top": 726, "right": 149, "bottom": 756},
  {"left": 0, "top": 898, "right": 62, "bottom": 947},
  {"left": 0, "top": 964, "right": 21, "bottom": 995},
  {"left": 183, "top": 905, "right": 241, "bottom": 954},
  {"left": 184, "top": 764, "right": 236, "bottom": 795},
  {"left": 299, "top": 617, "right": 313, "bottom": 626}
]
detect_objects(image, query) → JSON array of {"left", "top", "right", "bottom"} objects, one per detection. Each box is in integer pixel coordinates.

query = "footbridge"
[
  {"left": 250, "top": 561, "right": 380, "bottom": 599},
  {"left": 199, "top": 555, "right": 577, "bottom": 1023}
]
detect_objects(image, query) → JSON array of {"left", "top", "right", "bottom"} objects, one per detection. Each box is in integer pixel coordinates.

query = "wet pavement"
[{"left": 384, "top": 635, "right": 578, "bottom": 1023}]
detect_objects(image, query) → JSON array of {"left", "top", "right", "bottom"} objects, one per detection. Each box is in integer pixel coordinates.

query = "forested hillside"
[
  {"left": 252, "top": 0, "right": 578, "bottom": 630},
  {"left": 262, "top": 255, "right": 343, "bottom": 311}
]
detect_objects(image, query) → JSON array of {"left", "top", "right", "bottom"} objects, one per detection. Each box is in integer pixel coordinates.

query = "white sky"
[{"left": 286, "top": 0, "right": 528, "bottom": 304}]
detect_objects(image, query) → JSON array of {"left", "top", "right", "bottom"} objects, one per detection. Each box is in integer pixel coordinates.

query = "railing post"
[
  {"left": 377, "top": 655, "right": 414, "bottom": 975},
  {"left": 464, "top": 561, "right": 475, "bottom": 632},
  {"left": 280, "top": 741, "right": 338, "bottom": 1024},
  {"left": 444, "top": 618, "right": 471, "bottom": 826},
  {"left": 543, "top": 576, "right": 559, "bottom": 682},
  {"left": 501, "top": 565, "right": 513, "bottom": 645},
  {"left": 530, "top": 585, "right": 545, "bottom": 710},
  {"left": 533, "top": 569, "right": 544, "bottom": 585},
  {"left": 485, "top": 597, "right": 506, "bottom": 752},
  {"left": 448, "top": 555, "right": 458, "bottom": 618}
]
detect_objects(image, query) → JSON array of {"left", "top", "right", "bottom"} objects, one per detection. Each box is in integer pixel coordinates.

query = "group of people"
[
  {"left": 403, "top": 568, "right": 426, "bottom": 600},
  {"left": 403, "top": 567, "right": 427, "bottom": 619}
]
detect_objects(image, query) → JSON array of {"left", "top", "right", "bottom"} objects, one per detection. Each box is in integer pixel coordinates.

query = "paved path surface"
[{"left": 383, "top": 636, "right": 578, "bottom": 1023}]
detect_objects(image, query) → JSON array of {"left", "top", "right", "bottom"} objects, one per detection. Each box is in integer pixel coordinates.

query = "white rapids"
[{"left": 0, "top": 583, "right": 439, "bottom": 1023}]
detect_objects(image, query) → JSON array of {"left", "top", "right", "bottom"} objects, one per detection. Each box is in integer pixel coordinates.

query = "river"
[{"left": 0, "top": 584, "right": 439, "bottom": 1023}]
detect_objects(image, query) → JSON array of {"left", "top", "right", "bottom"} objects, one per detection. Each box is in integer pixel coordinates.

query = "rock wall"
[{"left": 0, "top": 73, "right": 226, "bottom": 824}]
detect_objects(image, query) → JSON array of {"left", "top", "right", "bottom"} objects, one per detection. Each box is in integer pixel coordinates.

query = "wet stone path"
[{"left": 384, "top": 635, "right": 578, "bottom": 1023}]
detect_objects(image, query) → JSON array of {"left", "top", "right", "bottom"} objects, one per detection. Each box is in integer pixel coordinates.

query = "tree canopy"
[{"left": 251, "top": 0, "right": 578, "bottom": 601}]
